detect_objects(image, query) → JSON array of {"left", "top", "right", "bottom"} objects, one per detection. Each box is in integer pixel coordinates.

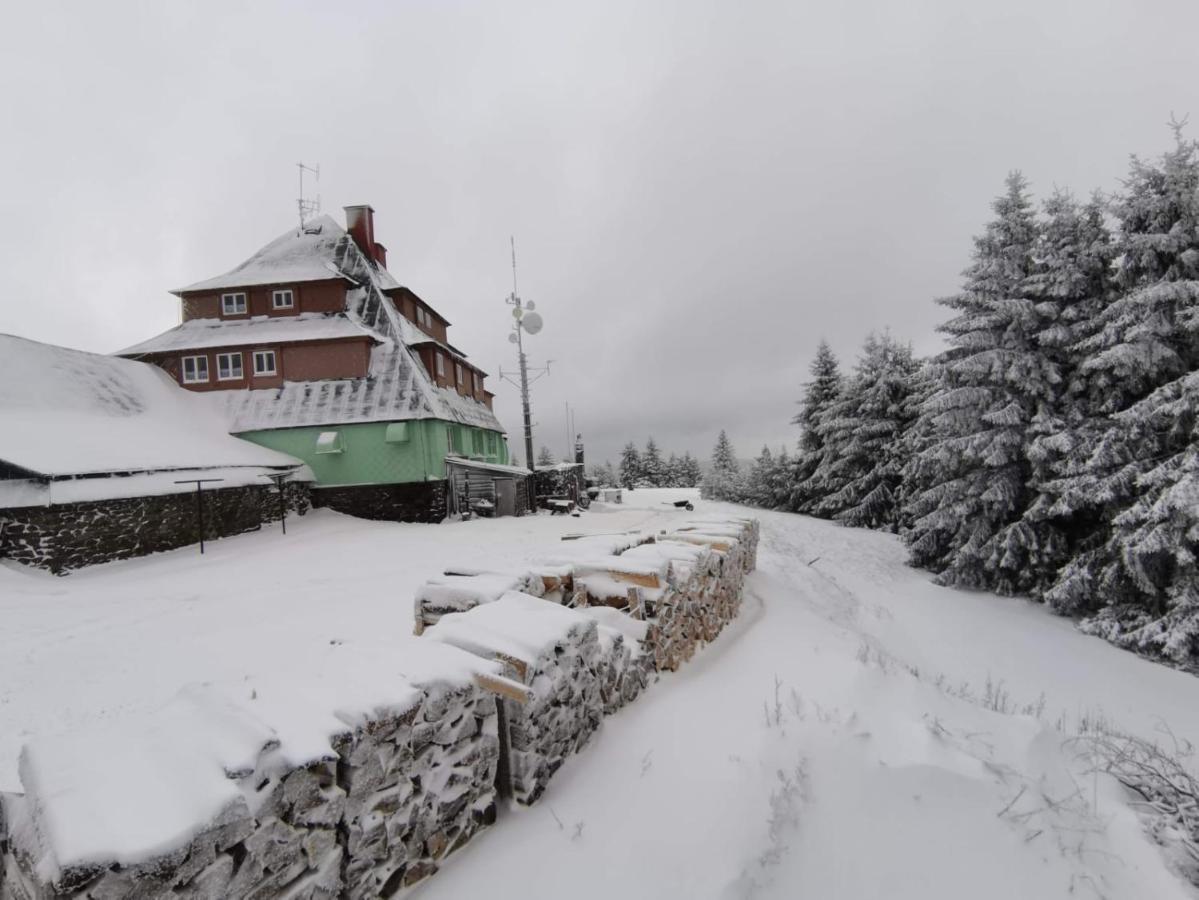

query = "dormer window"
[
  {"left": 271, "top": 289, "right": 294, "bottom": 310},
  {"left": 455, "top": 362, "right": 465, "bottom": 385},
  {"left": 221, "top": 292, "right": 247, "bottom": 315},
  {"left": 435, "top": 353, "right": 446, "bottom": 377},
  {"left": 416, "top": 307, "right": 431, "bottom": 329}
]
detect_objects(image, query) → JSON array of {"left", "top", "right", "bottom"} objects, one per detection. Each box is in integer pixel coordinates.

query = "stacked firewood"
[
  {"left": 413, "top": 571, "right": 544, "bottom": 634},
  {"left": 424, "top": 593, "right": 604, "bottom": 805},
  {"left": 575, "top": 606, "right": 653, "bottom": 712},
  {"left": 0, "top": 647, "right": 517, "bottom": 900}
]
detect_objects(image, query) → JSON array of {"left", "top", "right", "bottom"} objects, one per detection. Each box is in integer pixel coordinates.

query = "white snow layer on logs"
[
  {"left": 423, "top": 593, "right": 605, "bottom": 805},
  {"left": 0, "top": 640, "right": 521, "bottom": 899}
]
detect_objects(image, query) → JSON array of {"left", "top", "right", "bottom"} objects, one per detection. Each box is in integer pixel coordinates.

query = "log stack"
[
  {"left": 0, "top": 644, "right": 517, "bottom": 899},
  {"left": 413, "top": 571, "right": 544, "bottom": 634},
  {"left": 574, "top": 606, "right": 653, "bottom": 712},
  {"left": 424, "top": 593, "right": 604, "bottom": 805}
]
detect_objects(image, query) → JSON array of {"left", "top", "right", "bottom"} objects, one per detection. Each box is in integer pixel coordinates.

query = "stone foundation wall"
[
  {"left": 312, "top": 481, "right": 447, "bottom": 523},
  {"left": 0, "top": 483, "right": 311, "bottom": 575}
]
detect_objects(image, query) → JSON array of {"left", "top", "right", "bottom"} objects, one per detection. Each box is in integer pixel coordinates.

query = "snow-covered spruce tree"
[
  {"left": 681, "top": 452, "right": 703, "bottom": 487},
  {"left": 642, "top": 437, "right": 665, "bottom": 487},
  {"left": 746, "top": 446, "right": 776, "bottom": 507},
  {"left": 902, "top": 172, "right": 1054, "bottom": 593},
  {"left": 818, "top": 333, "right": 921, "bottom": 531},
  {"left": 1044, "top": 130, "right": 1199, "bottom": 655},
  {"left": 663, "top": 453, "right": 682, "bottom": 487},
  {"left": 701, "top": 430, "right": 744, "bottom": 501},
  {"left": 789, "top": 340, "right": 843, "bottom": 512},
  {"left": 1010, "top": 191, "right": 1116, "bottom": 598},
  {"left": 536, "top": 445, "right": 556, "bottom": 467},
  {"left": 618, "top": 442, "right": 642, "bottom": 489}
]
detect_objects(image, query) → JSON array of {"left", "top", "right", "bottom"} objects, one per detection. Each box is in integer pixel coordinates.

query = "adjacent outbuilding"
[{"left": 0, "top": 335, "right": 310, "bottom": 573}]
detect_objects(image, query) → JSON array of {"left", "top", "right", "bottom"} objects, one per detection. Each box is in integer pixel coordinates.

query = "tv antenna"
[
  {"left": 297, "top": 162, "right": 321, "bottom": 230},
  {"left": 499, "top": 237, "right": 551, "bottom": 471}
]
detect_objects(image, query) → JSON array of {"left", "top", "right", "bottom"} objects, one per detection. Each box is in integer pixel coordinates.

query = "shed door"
[{"left": 495, "top": 479, "right": 516, "bottom": 517}]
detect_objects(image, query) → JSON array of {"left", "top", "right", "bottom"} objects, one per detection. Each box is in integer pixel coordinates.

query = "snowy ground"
[{"left": 3, "top": 489, "right": 1199, "bottom": 898}]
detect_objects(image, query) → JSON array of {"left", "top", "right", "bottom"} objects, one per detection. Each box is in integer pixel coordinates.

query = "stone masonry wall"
[
  {"left": 312, "top": 481, "right": 447, "bottom": 524},
  {"left": 0, "top": 483, "right": 310, "bottom": 575}
]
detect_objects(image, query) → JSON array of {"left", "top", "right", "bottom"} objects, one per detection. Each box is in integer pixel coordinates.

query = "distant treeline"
[{"left": 586, "top": 438, "right": 702, "bottom": 489}]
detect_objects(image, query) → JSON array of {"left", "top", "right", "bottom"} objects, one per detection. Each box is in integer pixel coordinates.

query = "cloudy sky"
[{"left": 2, "top": 0, "right": 1196, "bottom": 465}]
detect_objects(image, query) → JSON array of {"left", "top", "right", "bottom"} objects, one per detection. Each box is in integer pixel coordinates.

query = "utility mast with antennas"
[
  {"left": 499, "top": 237, "right": 550, "bottom": 471},
  {"left": 296, "top": 162, "right": 320, "bottom": 231}
]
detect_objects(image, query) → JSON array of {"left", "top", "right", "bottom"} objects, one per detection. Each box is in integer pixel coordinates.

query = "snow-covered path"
[
  {"left": 4, "top": 491, "right": 1199, "bottom": 897},
  {"left": 417, "top": 498, "right": 1199, "bottom": 899}
]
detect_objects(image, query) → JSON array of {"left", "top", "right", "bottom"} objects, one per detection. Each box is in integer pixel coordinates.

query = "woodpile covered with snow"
[
  {"left": 425, "top": 593, "right": 604, "bottom": 805},
  {"left": 0, "top": 642, "right": 518, "bottom": 899}
]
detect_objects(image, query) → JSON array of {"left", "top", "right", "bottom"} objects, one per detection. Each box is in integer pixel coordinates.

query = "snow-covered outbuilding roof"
[
  {"left": 116, "top": 313, "right": 378, "bottom": 356},
  {"left": 122, "top": 215, "right": 505, "bottom": 435},
  {"left": 0, "top": 335, "right": 306, "bottom": 500}
]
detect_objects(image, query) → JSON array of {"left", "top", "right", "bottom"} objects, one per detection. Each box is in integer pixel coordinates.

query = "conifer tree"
[
  {"left": 663, "top": 453, "right": 682, "bottom": 487},
  {"left": 790, "top": 341, "right": 843, "bottom": 511},
  {"left": 903, "top": 172, "right": 1051, "bottom": 593},
  {"left": 825, "top": 334, "right": 921, "bottom": 531},
  {"left": 701, "top": 430, "right": 743, "bottom": 501},
  {"left": 1045, "top": 129, "right": 1199, "bottom": 634},
  {"left": 1013, "top": 191, "right": 1116, "bottom": 597},
  {"left": 681, "top": 452, "right": 702, "bottom": 487},
  {"left": 642, "top": 437, "right": 665, "bottom": 487},
  {"left": 536, "top": 446, "right": 556, "bottom": 467},
  {"left": 618, "top": 442, "right": 642, "bottom": 489},
  {"left": 747, "top": 446, "right": 775, "bottom": 507}
]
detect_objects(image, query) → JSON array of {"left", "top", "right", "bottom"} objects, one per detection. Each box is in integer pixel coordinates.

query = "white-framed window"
[
  {"left": 181, "top": 355, "right": 209, "bottom": 384},
  {"left": 252, "top": 350, "right": 277, "bottom": 376},
  {"left": 473, "top": 372, "right": 481, "bottom": 394},
  {"left": 456, "top": 362, "right": 465, "bottom": 385},
  {"left": 271, "top": 289, "right": 294, "bottom": 310},
  {"left": 217, "top": 352, "right": 243, "bottom": 381},
  {"left": 221, "top": 292, "right": 247, "bottom": 315},
  {"left": 435, "top": 353, "right": 446, "bottom": 377},
  {"left": 416, "top": 307, "right": 431, "bottom": 329}
]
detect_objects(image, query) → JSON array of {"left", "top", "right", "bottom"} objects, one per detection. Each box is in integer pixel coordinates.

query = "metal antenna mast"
[
  {"left": 297, "top": 162, "right": 321, "bottom": 230},
  {"left": 499, "top": 237, "right": 550, "bottom": 471}
]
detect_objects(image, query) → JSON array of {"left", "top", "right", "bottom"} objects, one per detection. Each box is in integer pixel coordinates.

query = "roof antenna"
[
  {"left": 297, "top": 162, "right": 320, "bottom": 231},
  {"left": 510, "top": 235, "right": 519, "bottom": 297}
]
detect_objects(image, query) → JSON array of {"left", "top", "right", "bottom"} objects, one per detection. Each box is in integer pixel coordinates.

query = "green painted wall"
[{"left": 238, "top": 419, "right": 510, "bottom": 486}]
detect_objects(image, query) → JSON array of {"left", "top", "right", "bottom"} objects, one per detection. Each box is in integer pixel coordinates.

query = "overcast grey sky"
[{"left": 1, "top": 0, "right": 1196, "bottom": 465}]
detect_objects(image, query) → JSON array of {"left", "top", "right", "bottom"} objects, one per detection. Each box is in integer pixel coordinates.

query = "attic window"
[
  {"left": 315, "top": 431, "right": 344, "bottom": 454},
  {"left": 385, "top": 422, "right": 409, "bottom": 443},
  {"left": 456, "top": 362, "right": 465, "bottom": 385},
  {"left": 271, "top": 289, "right": 294, "bottom": 310},
  {"left": 435, "top": 353, "right": 446, "bottom": 377},
  {"left": 221, "top": 293, "right": 247, "bottom": 315},
  {"left": 216, "top": 352, "right": 243, "bottom": 381}
]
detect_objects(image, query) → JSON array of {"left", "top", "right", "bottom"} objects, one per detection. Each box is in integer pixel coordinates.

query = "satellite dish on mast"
[
  {"left": 521, "top": 311, "right": 544, "bottom": 335},
  {"left": 508, "top": 333, "right": 519, "bottom": 344},
  {"left": 512, "top": 307, "right": 524, "bottom": 320},
  {"left": 525, "top": 300, "right": 536, "bottom": 311}
]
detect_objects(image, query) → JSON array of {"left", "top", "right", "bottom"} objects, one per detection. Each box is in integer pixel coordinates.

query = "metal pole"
[
  {"left": 195, "top": 481, "right": 206, "bottom": 555},
  {"left": 278, "top": 479, "right": 287, "bottom": 535},
  {"left": 518, "top": 325, "right": 534, "bottom": 471}
]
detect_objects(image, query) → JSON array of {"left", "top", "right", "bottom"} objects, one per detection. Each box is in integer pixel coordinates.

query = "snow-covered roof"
[
  {"left": 116, "top": 313, "right": 378, "bottom": 356},
  {"left": 173, "top": 217, "right": 356, "bottom": 294},
  {"left": 219, "top": 344, "right": 503, "bottom": 432},
  {"left": 0, "top": 334, "right": 305, "bottom": 482},
  {"left": 444, "top": 456, "right": 534, "bottom": 477}
]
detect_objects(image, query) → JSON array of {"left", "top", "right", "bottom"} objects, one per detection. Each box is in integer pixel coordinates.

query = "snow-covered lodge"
[
  {"left": 0, "top": 335, "right": 308, "bottom": 573},
  {"left": 117, "top": 205, "right": 515, "bottom": 521}
]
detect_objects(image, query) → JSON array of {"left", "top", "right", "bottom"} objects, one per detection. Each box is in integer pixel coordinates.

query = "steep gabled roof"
[
  {"left": 173, "top": 216, "right": 354, "bottom": 294},
  {"left": 0, "top": 334, "right": 304, "bottom": 479}
]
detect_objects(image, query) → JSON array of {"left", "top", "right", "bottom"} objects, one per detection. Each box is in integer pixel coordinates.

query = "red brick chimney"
[{"left": 344, "top": 205, "right": 378, "bottom": 263}]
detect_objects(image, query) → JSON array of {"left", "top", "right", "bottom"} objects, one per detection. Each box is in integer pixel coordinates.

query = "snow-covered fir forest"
[{"left": 704, "top": 127, "right": 1199, "bottom": 669}]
